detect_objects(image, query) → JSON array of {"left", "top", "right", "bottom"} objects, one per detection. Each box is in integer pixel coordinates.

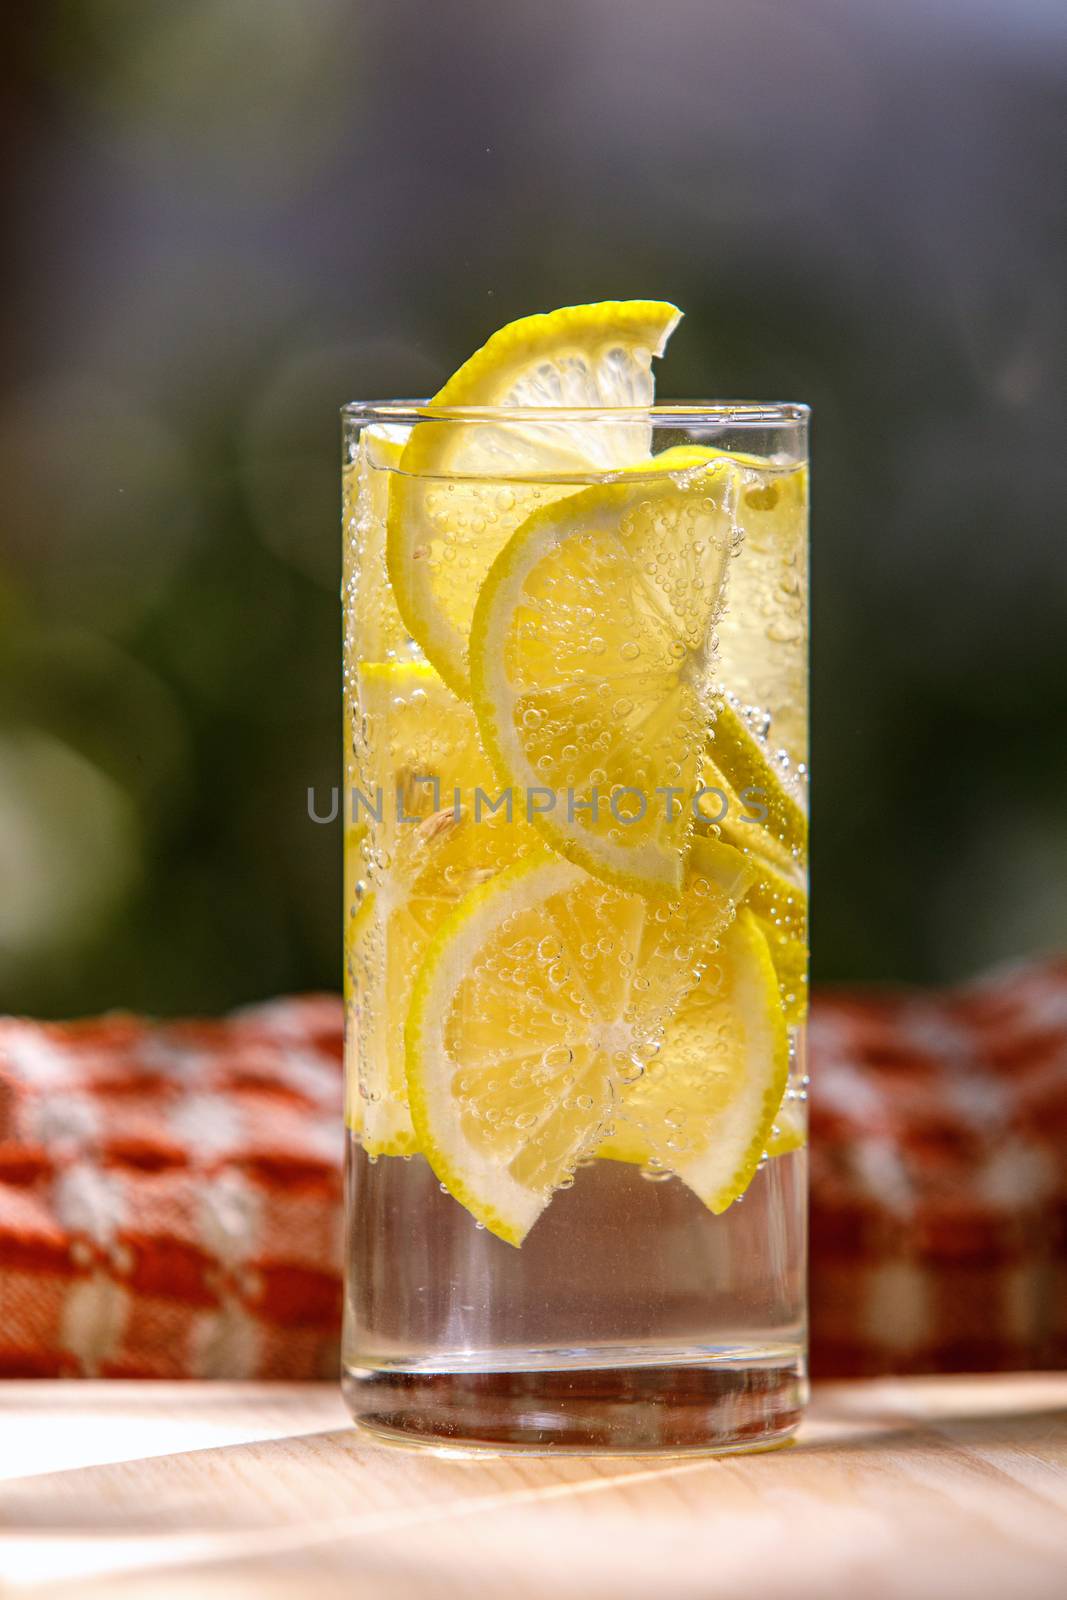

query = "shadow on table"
[
  {"left": 4, "top": 1394, "right": 1067, "bottom": 1536},
  {"left": 794, "top": 1387, "right": 1067, "bottom": 1457},
  {"left": 3, "top": 1400, "right": 1066, "bottom": 1600}
]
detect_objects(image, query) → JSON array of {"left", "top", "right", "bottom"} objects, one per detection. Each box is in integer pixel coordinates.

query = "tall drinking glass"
[{"left": 341, "top": 402, "right": 809, "bottom": 1453}]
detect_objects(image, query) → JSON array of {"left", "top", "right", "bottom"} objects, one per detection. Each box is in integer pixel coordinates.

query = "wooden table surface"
[{"left": 0, "top": 1375, "right": 1064, "bottom": 1599}]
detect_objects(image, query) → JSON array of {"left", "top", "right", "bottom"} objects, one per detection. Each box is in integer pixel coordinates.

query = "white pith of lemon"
[
  {"left": 469, "top": 464, "right": 735, "bottom": 897},
  {"left": 404, "top": 837, "right": 754, "bottom": 1245},
  {"left": 386, "top": 301, "right": 682, "bottom": 697}
]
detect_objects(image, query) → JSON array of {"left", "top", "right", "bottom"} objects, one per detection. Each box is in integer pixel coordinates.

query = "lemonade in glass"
[{"left": 341, "top": 302, "right": 808, "bottom": 1452}]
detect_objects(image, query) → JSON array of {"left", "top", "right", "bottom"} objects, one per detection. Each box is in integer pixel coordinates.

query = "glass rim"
[{"left": 340, "top": 399, "right": 809, "bottom": 428}]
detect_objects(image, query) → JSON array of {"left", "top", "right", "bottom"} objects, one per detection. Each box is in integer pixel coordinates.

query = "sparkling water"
[{"left": 341, "top": 402, "right": 809, "bottom": 1452}]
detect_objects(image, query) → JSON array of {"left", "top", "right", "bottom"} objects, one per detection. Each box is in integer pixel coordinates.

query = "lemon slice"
[
  {"left": 348, "top": 659, "right": 478, "bottom": 832},
  {"left": 405, "top": 837, "right": 753, "bottom": 1244},
  {"left": 343, "top": 423, "right": 413, "bottom": 666},
  {"left": 699, "top": 696, "right": 808, "bottom": 871},
  {"left": 754, "top": 917, "right": 808, "bottom": 1027},
  {"left": 345, "top": 660, "right": 529, "bottom": 1155},
  {"left": 766, "top": 1090, "right": 807, "bottom": 1158},
  {"left": 601, "top": 909, "right": 789, "bottom": 1211},
  {"left": 363, "top": 425, "right": 409, "bottom": 470},
  {"left": 728, "top": 844, "right": 808, "bottom": 1027},
  {"left": 470, "top": 463, "right": 734, "bottom": 895},
  {"left": 349, "top": 811, "right": 532, "bottom": 1154},
  {"left": 345, "top": 659, "right": 455, "bottom": 1152},
  {"left": 387, "top": 301, "right": 682, "bottom": 696},
  {"left": 595, "top": 853, "right": 805, "bottom": 1170},
  {"left": 717, "top": 460, "right": 808, "bottom": 766}
]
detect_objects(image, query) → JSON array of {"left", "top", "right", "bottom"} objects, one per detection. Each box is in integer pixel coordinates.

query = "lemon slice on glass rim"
[{"left": 386, "top": 300, "right": 682, "bottom": 697}]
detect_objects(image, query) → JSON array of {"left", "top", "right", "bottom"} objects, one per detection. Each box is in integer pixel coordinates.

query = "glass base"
[{"left": 342, "top": 1352, "right": 807, "bottom": 1455}]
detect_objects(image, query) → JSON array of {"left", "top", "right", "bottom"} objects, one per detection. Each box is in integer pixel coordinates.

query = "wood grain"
[{"left": 0, "top": 1376, "right": 1064, "bottom": 1599}]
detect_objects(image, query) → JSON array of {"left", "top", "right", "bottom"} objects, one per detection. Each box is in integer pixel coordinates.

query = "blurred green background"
[{"left": 2, "top": 0, "right": 1065, "bottom": 1018}]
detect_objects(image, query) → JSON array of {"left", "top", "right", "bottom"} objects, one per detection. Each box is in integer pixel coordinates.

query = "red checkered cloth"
[
  {"left": 0, "top": 997, "right": 344, "bottom": 1379},
  {"left": 1, "top": 960, "right": 1065, "bottom": 1379},
  {"left": 810, "top": 956, "right": 1067, "bottom": 1376}
]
